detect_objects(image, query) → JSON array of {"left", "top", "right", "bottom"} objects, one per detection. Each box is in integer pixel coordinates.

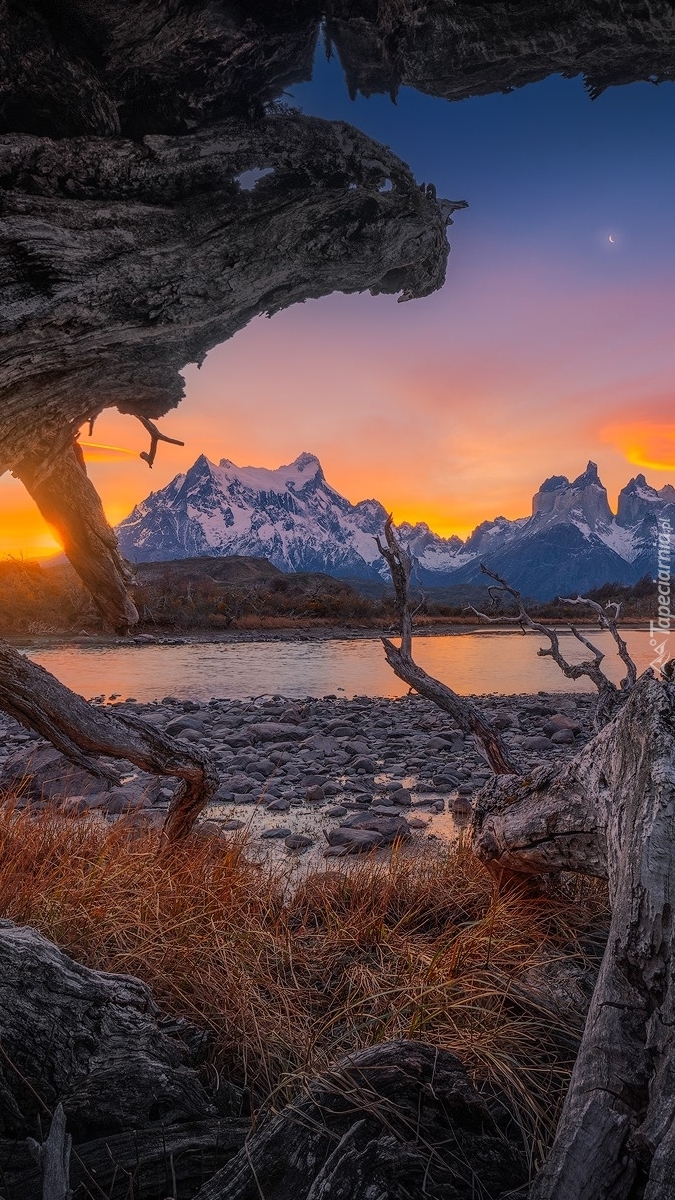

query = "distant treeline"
[
  {"left": 0, "top": 557, "right": 660, "bottom": 635},
  {"left": 0, "top": 559, "right": 388, "bottom": 633}
]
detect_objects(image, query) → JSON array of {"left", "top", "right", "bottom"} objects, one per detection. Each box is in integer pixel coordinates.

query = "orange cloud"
[
  {"left": 601, "top": 422, "right": 675, "bottom": 473},
  {"left": 78, "top": 441, "right": 138, "bottom": 463}
]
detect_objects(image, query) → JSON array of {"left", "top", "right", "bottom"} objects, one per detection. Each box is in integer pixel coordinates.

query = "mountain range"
[{"left": 116, "top": 453, "right": 675, "bottom": 600}]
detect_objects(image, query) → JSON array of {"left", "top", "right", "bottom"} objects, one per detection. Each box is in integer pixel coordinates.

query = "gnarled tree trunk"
[
  {"left": 473, "top": 673, "right": 675, "bottom": 1198},
  {"left": 15, "top": 440, "right": 138, "bottom": 635}
]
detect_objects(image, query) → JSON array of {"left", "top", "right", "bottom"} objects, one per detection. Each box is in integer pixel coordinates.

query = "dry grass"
[{"left": 0, "top": 804, "right": 608, "bottom": 1163}]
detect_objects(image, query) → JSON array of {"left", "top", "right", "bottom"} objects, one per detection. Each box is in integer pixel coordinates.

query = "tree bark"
[
  {"left": 192, "top": 1041, "right": 528, "bottom": 1200},
  {"left": 472, "top": 673, "right": 675, "bottom": 1197},
  {"left": 382, "top": 638, "right": 519, "bottom": 775},
  {"left": 15, "top": 441, "right": 138, "bottom": 635},
  {"left": 0, "top": 642, "right": 219, "bottom": 841}
]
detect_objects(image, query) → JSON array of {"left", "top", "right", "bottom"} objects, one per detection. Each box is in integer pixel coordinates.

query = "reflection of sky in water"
[{"left": 24, "top": 628, "right": 655, "bottom": 702}]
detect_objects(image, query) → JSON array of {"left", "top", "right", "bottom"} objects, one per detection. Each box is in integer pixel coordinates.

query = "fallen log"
[
  {"left": 3, "top": 1118, "right": 247, "bottom": 1200},
  {"left": 0, "top": 920, "right": 243, "bottom": 1142},
  {"left": 0, "top": 643, "right": 219, "bottom": 841},
  {"left": 192, "top": 1040, "right": 528, "bottom": 1200}
]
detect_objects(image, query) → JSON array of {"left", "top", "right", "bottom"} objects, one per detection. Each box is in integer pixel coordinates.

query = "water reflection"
[{"left": 24, "top": 627, "right": 653, "bottom": 702}]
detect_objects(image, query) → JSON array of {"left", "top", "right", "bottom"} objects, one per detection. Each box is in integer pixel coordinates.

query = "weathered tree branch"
[
  {"left": 469, "top": 564, "right": 638, "bottom": 729},
  {"left": 0, "top": 642, "right": 218, "bottom": 841},
  {"left": 14, "top": 440, "right": 138, "bottom": 635},
  {"left": 559, "top": 594, "right": 638, "bottom": 691},
  {"left": 135, "top": 415, "right": 185, "bottom": 469},
  {"left": 377, "top": 517, "right": 519, "bottom": 774}
]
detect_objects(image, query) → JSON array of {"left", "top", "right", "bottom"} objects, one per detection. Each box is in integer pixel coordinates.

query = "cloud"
[{"left": 601, "top": 421, "right": 675, "bottom": 473}]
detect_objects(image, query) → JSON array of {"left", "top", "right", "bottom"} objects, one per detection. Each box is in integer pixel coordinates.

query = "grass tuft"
[{"left": 0, "top": 803, "right": 608, "bottom": 1163}]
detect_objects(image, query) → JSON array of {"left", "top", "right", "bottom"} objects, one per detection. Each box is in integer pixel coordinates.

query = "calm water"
[{"left": 23, "top": 628, "right": 655, "bottom": 702}]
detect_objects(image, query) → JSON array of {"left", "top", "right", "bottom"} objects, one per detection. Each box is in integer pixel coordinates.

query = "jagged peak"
[
  {"left": 538, "top": 474, "right": 569, "bottom": 494},
  {"left": 572, "top": 461, "right": 602, "bottom": 488},
  {"left": 292, "top": 451, "right": 321, "bottom": 469}
]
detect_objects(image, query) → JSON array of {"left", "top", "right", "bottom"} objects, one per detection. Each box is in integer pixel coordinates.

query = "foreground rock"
[{"left": 0, "top": 690, "right": 594, "bottom": 865}]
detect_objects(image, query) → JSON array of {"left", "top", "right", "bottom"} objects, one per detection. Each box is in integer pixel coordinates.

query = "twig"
[
  {"left": 468, "top": 565, "right": 634, "bottom": 729},
  {"left": 135, "top": 416, "right": 185, "bottom": 468}
]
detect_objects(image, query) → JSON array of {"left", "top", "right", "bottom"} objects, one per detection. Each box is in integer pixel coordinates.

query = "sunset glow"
[
  {"left": 601, "top": 422, "right": 675, "bottom": 473},
  {"left": 2, "top": 72, "right": 675, "bottom": 561}
]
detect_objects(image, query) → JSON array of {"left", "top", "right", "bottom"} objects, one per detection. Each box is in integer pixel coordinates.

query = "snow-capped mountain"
[
  {"left": 118, "top": 453, "right": 399, "bottom": 579},
  {"left": 116, "top": 454, "right": 675, "bottom": 599}
]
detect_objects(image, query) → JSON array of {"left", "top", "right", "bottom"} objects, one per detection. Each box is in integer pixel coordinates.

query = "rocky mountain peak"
[
  {"left": 117, "top": 452, "right": 674, "bottom": 600},
  {"left": 572, "top": 460, "right": 601, "bottom": 487},
  {"left": 531, "top": 460, "right": 612, "bottom": 532},
  {"left": 617, "top": 473, "right": 675, "bottom": 528}
]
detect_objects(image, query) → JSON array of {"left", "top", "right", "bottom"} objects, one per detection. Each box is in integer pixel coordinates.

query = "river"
[{"left": 21, "top": 627, "right": 656, "bottom": 702}]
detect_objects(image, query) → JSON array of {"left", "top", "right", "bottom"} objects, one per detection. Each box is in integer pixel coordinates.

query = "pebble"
[
  {"left": 285, "top": 833, "right": 313, "bottom": 850},
  {"left": 305, "top": 785, "right": 325, "bottom": 802},
  {"left": 0, "top": 689, "right": 592, "bottom": 853}
]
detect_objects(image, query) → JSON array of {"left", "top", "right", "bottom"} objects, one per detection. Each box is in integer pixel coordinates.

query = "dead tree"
[
  {"left": 378, "top": 521, "right": 675, "bottom": 1197},
  {"left": 468, "top": 564, "right": 639, "bottom": 730},
  {"left": 0, "top": 644, "right": 219, "bottom": 843},
  {"left": 376, "top": 516, "right": 518, "bottom": 774}
]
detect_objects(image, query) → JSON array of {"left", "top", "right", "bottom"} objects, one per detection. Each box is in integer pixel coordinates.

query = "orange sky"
[{"left": 2, "top": 235, "right": 674, "bottom": 560}]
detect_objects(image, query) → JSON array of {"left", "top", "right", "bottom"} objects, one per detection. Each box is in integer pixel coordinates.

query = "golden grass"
[{"left": 0, "top": 805, "right": 608, "bottom": 1163}]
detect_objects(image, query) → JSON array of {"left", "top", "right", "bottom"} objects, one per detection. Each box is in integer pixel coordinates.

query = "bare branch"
[
  {"left": 560, "top": 594, "right": 638, "bottom": 690},
  {"left": 377, "top": 521, "right": 519, "bottom": 775},
  {"left": 0, "top": 641, "right": 218, "bottom": 843},
  {"left": 136, "top": 416, "right": 185, "bottom": 468},
  {"left": 473, "top": 565, "right": 624, "bottom": 729}
]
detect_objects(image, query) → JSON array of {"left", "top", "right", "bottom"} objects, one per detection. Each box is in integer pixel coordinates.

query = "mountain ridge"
[{"left": 116, "top": 453, "right": 675, "bottom": 600}]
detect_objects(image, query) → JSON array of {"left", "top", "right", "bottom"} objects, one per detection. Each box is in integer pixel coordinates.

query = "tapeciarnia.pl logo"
[{"left": 649, "top": 515, "right": 672, "bottom": 672}]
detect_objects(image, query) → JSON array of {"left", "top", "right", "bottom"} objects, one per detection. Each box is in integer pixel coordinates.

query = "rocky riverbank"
[{"left": 1, "top": 690, "right": 594, "bottom": 866}]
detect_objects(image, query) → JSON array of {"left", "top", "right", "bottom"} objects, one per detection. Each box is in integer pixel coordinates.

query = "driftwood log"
[
  {"left": 3, "top": 1118, "right": 247, "bottom": 1200},
  {"left": 0, "top": 644, "right": 219, "bottom": 841},
  {"left": 0, "top": 920, "right": 247, "bottom": 1199},
  {"left": 192, "top": 1041, "right": 528, "bottom": 1200},
  {"left": 0, "top": 919, "right": 242, "bottom": 1139}
]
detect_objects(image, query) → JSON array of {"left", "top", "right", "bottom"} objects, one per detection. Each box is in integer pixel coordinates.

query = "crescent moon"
[{"left": 608, "top": 235, "right": 615, "bottom": 243}]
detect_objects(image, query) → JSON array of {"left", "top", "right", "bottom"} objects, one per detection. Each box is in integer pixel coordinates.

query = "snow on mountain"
[
  {"left": 117, "top": 452, "right": 394, "bottom": 579},
  {"left": 116, "top": 454, "right": 675, "bottom": 600}
]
